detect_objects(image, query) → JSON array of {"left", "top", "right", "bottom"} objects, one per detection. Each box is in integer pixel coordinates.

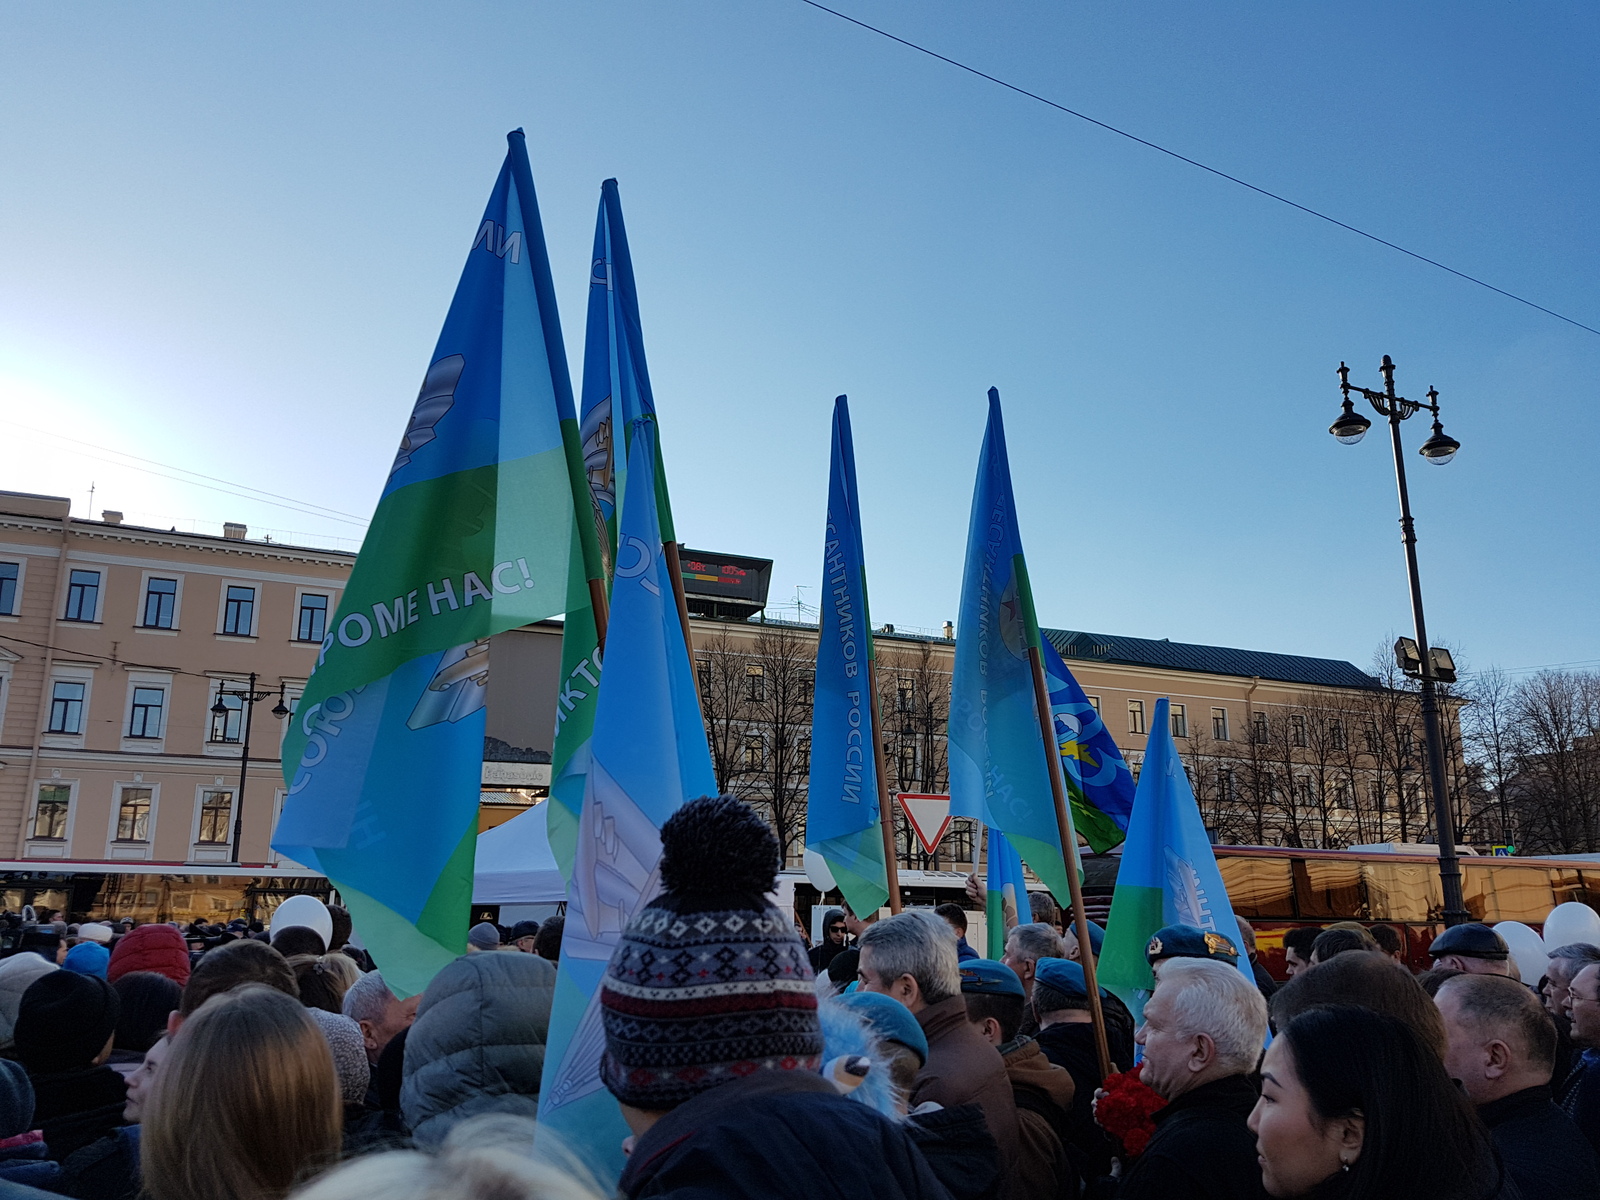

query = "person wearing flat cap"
[
  {"left": 961, "top": 960, "right": 1078, "bottom": 1200},
  {"left": 1145, "top": 924, "right": 1240, "bottom": 978},
  {"left": 1431, "top": 923, "right": 1516, "bottom": 977}
]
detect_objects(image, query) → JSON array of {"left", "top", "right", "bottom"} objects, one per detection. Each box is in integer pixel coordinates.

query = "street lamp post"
[
  {"left": 211, "top": 672, "right": 290, "bottom": 866},
  {"left": 1328, "top": 354, "right": 1469, "bottom": 926}
]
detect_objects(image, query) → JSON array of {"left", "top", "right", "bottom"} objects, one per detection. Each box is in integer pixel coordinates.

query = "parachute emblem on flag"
[{"left": 390, "top": 355, "right": 465, "bottom": 475}]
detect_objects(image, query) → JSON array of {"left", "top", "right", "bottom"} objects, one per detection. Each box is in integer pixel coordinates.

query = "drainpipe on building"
[{"left": 16, "top": 509, "right": 74, "bottom": 859}]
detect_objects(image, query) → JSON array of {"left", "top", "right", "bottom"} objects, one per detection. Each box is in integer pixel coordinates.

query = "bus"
[{"left": 0, "top": 861, "right": 332, "bottom": 937}]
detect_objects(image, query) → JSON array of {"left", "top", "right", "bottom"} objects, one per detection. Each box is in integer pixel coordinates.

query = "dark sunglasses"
[{"left": 828, "top": 925, "right": 846, "bottom": 933}]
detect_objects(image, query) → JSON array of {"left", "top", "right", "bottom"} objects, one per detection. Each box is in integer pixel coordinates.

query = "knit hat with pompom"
[{"left": 599, "top": 795, "right": 822, "bottom": 1111}]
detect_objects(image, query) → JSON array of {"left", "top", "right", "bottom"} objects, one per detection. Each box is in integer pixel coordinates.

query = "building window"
[
  {"left": 796, "top": 738, "right": 811, "bottom": 771},
  {"left": 1218, "top": 767, "right": 1235, "bottom": 801},
  {"left": 48, "top": 681, "right": 86, "bottom": 734},
  {"left": 296, "top": 594, "right": 329, "bottom": 643},
  {"left": 63, "top": 570, "right": 100, "bottom": 622},
  {"left": 116, "top": 787, "right": 153, "bottom": 842},
  {"left": 0, "top": 562, "right": 18, "bottom": 614},
  {"left": 210, "top": 689, "right": 244, "bottom": 743},
  {"left": 1329, "top": 719, "right": 1346, "bottom": 751},
  {"left": 745, "top": 667, "right": 764, "bottom": 703},
  {"left": 897, "top": 680, "right": 915, "bottom": 713},
  {"left": 1211, "top": 707, "right": 1230, "bottom": 741},
  {"left": 799, "top": 672, "right": 814, "bottom": 705},
  {"left": 197, "top": 790, "right": 233, "bottom": 844},
  {"left": 1085, "top": 695, "right": 1100, "bottom": 714},
  {"left": 1127, "top": 700, "right": 1145, "bottom": 735},
  {"left": 898, "top": 740, "right": 917, "bottom": 785},
  {"left": 1399, "top": 724, "right": 1415, "bottom": 755},
  {"left": 141, "top": 578, "right": 178, "bottom": 628},
  {"left": 32, "top": 785, "right": 70, "bottom": 840},
  {"left": 742, "top": 735, "right": 763, "bottom": 769},
  {"left": 695, "top": 655, "right": 711, "bottom": 693},
  {"left": 1170, "top": 704, "right": 1188, "bottom": 738},
  {"left": 1252, "top": 713, "right": 1269, "bottom": 744},
  {"left": 1296, "top": 776, "right": 1313, "bottom": 807},
  {"left": 222, "top": 586, "right": 256, "bottom": 636},
  {"left": 128, "top": 687, "right": 165, "bottom": 739},
  {"left": 1290, "top": 714, "right": 1307, "bottom": 748}
]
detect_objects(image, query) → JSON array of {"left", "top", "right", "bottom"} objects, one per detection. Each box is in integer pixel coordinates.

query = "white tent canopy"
[{"left": 472, "top": 802, "right": 565, "bottom": 904}]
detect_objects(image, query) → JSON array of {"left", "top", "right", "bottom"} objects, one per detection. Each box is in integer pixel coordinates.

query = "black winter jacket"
[
  {"left": 1115, "top": 1074, "right": 1268, "bottom": 1200},
  {"left": 1481, "top": 1085, "right": 1600, "bottom": 1200},
  {"left": 620, "top": 1070, "right": 954, "bottom": 1200}
]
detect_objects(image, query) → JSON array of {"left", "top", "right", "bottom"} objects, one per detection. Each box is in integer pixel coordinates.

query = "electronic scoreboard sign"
[{"left": 678, "top": 548, "right": 773, "bottom": 617}]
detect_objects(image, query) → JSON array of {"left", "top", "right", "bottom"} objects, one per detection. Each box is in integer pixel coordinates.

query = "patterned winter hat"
[{"left": 599, "top": 796, "right": 823, "bottom": 1111}]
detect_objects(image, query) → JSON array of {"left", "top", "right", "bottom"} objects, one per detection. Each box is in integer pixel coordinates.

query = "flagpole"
[
  {"left": 662, "top": 541, "right": 697, "bottom": 698},
  {"left": 1027, "top": 645, "right": 1111, "bottom": 1079},
  {"left": 866, "top": 665, "right": 904, "bottom": 914}
]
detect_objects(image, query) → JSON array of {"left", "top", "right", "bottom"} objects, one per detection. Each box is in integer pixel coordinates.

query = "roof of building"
[{"left": 1042, "top": 628, "right": 1377, "bottom": 690}]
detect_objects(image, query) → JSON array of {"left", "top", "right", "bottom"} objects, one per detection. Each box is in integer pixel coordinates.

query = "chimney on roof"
[
  {"left": 223, "top": 523, "right": 247, "bottom": 540},
  {"left": 101, "top": 510, "right": 123, "bottom": 525},
  {"left": 942, "top": 621, "right": 954, "bottom": 640}
]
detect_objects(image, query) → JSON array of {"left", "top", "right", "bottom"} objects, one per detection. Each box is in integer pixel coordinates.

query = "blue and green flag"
[
  {"left": 548, "top": 178, "right": 675, "bottom": 877},
  {"left": 1098, "top": 697, "right": 1247, "bottom": 1022},
  {"left": 805, "top": 396, "right": 891, "bottom": 918},
  {"left": 1041, "top": 639, "right": 1135, "bottom": 853},
  {"left": 537, "top": 419, "right": 716, "bottom": 1180},
  {"left": 273, "top": 131, "right": 584, "bottom": 999},
  {"left": 984, "top": 825, "right": 1027, "bottom": 958},
  {"left": 949, "top": 388, "right": 1074, "bottom": 904}
]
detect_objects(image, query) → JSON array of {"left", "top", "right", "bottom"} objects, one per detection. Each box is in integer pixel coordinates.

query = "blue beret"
[
  {"left": 1079, "top": 920, "right": 1106, "bottom": 955},
  {"left": 837, "top": 990, "right": 928, "bottom": 1066},
  {"left": 1033, "top": 956, "right": 1107, "bottom": 999},
  {"left": 1145, "top": 924, "right": 1239, "bottom": 965},
  {"left": 1429, "top": 923, "right": 1508, "bottom": 960},
  {"left": 959, "top": 960, "right": 1024, "bottom": 997}
]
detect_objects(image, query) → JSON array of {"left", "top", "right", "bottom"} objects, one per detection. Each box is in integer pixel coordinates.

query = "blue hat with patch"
[
  {"left": 959, "top": 959, "right": 1024, "bottom": 997},
  {"left": 1033, "top": 956, "right": 1107, "bottom": 999},
  {"left": 837, "top": 990, "right": 929, "bottom": 1066},
  {"left": 1145, "top": 924, "right": 1239, "bottom": 965}
]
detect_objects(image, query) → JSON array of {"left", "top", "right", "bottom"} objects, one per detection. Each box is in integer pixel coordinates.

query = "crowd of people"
[{"left": 0, "top": 802, "right": 1597, "bottom": 1200}]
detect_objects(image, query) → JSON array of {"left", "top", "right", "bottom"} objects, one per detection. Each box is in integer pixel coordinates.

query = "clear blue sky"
[{"left": 2, "top": 2, "right": 1595, "bottom": 678}]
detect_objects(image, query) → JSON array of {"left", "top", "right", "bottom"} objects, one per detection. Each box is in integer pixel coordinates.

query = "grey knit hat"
[
  {"left": 308, "top": 1007, "right": 370, "bottom": 1105},
  {"left": 467, "top": 922, "right": 502, "bottom": 951}
]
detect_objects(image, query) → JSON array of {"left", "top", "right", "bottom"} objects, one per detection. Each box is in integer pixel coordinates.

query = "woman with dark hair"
[
  {"left": 1250, "top": 1005, "right": 1505, "bottom": 1199},
  {"left": 111, "top": 972, "right": 182, "bottom": 1062}
]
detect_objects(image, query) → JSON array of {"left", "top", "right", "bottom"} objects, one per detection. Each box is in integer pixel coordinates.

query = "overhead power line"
[
  {"left": 797, "top": 0, "right": 1600, "bottom": 339},
  {"left": 0, "top": 418, "right": 371, "bottom": 528}
]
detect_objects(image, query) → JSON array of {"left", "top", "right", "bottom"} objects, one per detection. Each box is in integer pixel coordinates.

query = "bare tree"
[
  {"left": 1504, "top": 670, "right": 1600, "bottom": 853},
  {"left": 878, "top": 641, "right": 965, "bottom": 868},
  {"left": 742, "top": 623, "right": 816, "bottom": 865},
  {"left": 694, "top": 624, "right": 755, "bottom": 796}
]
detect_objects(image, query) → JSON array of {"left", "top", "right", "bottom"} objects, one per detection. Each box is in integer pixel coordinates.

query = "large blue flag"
[
  {"left": 806, "top": 396, "right": 891, "bottom": 918},
  {"left": 949, "top": 389, "right": 1073, "bottom": 904},
  {"left": 1098, "top": 698, "right": 1248, "bottom": 1023},
  {"left": 273, "top": 132, "right": 585, "bottom": 999},
  {"left": 537, "top": 419, "right": 716, "bottom": 1180},
  {"left": 1041, "top": 639, "right": 1136, "bottom": 853},
  {"left": 548, "top": 179, "right": 677, "bottom": 879}
]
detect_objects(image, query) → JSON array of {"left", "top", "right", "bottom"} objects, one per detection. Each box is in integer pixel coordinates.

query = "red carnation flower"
[{"left": 1095, "top": 1062, "right": 1166, "bottom": 1158}]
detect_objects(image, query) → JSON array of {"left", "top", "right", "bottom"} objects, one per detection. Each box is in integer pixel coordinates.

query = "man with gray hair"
[
  {"left": 342, "top": 968, "right": 419, "bottom": 1065},
  {"left": 1002, "top": 923, "right": 1068, "bottom": 1005},
  {"left": 859, "top": 910, "right": 1019, "bottom": 1181},
  {"left": 1119, "top": 958, "right": 1269, "bottom": 1200},
  {"left": 1437, "top": 973, "right": 1600, "bottom": 1199}
]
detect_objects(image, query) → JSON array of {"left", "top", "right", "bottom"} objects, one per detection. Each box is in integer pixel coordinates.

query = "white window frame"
[
  {"left": 190, "top": 781, "right": 237, "bottom": 862},
  {"left": 1084, "top": 694, "right": 1101, "bottom": 714},
  {"left": 276, "top": 681, "right": 305, "bottom": 753},
  {"left": 106, "top": 779, "right": 161, "bottom": 858},
  {"left": 0, "top": 557, "right": 25, "bottom": 618},
  {"left": 1127, "top": 699, "right": 1146, "bottom": 735},
  {"left": 26, "top": 776, "right": 78, "bottom": 857},
  {"left": 215, "top": 580, "right": 260, "bottom": 639},
  {"left": 121, "top": 671, "right": 173, "bottom": 751},
  {"left": 205, "top": 677, "right": 250, "bottom": 755},
  {"left": 42, "top": 665, "right": 95, "bottom": 748},
  {"left": 136, "top": 570, "right": 184, "bottom": 633},
  {"left": 291, "top": 587, "right": 333, "bottom": 645},
  {"left": 62, "top": 567, "right": 105, "bottom": 624},
  {"left": 1211, "top": 707, "right": 1230, "bottom": 741},
  {"left": 0, "top": 647, "right": 15, "bottom": 734},
  {"left": 1170, "top": 703, "right": 1188, "bottom": 738}
]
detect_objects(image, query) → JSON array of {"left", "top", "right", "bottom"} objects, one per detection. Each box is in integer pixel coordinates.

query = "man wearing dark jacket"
[
  {"left": 809, "top": 909, "right": 850, "bottom": 973},
  {"left": 1439, "top": 973, "right": 1600, "bottom": 1198},
  {"left": 1117, "top": 958, "right": 1270, "bottom": 1200},
  {"left": 858, "top": 909, "right": 1021, "bottom": 1187},
  {"left": 603, "top": 797, "right": 950, "bottom": 1200}
]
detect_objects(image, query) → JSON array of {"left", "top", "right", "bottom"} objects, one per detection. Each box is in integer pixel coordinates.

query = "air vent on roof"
[
  {"left": 101, "top": 511, "right": 123, "bottom": 525},
  {"left": 223, "top": 523, "right": 247, "bottom": 540}
]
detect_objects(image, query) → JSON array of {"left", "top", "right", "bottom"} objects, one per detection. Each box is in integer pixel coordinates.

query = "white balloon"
[
  {"left": 1542, "top": 901, "right": 1600, "bottom": 953},
  {"left": 803, "top": 848, "right": 837, "bottom": 893},
  {"left": 269, "top": 894, "right": 334, "bottom": 949},
  {"left": 1493, "top": 921, "right": 1547, "bottom": 984}
]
